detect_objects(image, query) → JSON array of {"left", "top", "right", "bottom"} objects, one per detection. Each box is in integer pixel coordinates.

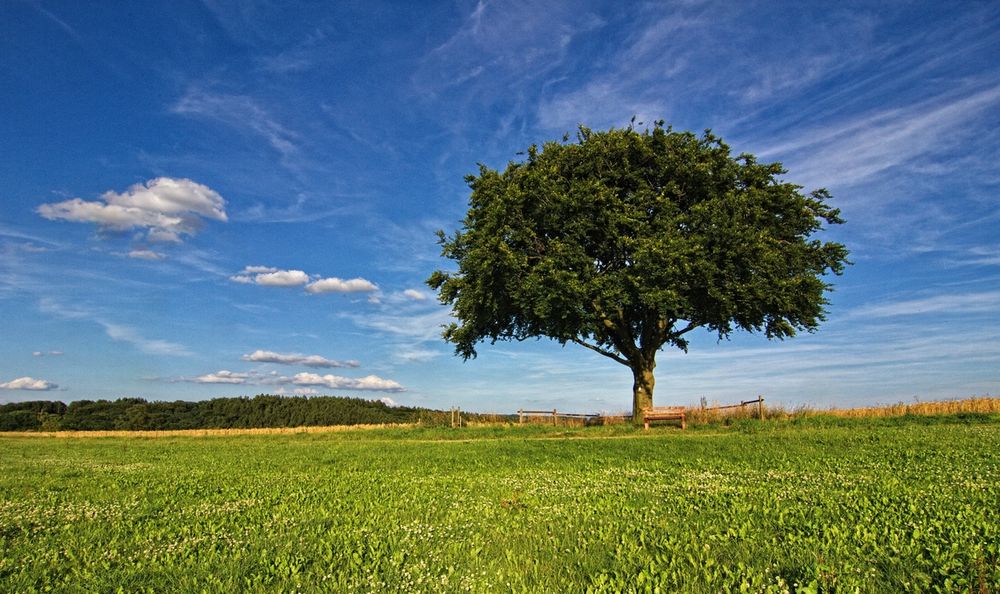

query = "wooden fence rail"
[
  {"left": 701, "top": 396, "right": 765, "bottom": 419},
  {"left": 516, "top": 396, "right": 765, "bottom": 426},
  {"left": 517, "top": 409, "right": 601, "bottom": 425}
]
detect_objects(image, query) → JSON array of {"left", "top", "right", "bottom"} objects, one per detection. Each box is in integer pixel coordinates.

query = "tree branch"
[
  {"left": 571, "top": 338, "right": 629, "bottom": 366},
  {"left": 669, "top": 321, "right": 701, "bottom": 339},
  {"left": 590, "top": 300, "right": 639, "bottom": 361}
]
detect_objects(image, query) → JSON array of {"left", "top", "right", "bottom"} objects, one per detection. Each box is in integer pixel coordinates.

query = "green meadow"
[{"left": 1, "top": 417, "right": 998, "bottom": 593}]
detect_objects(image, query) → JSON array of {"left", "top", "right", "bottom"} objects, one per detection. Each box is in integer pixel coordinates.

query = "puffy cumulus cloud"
[
  {"left": 231, "top": 265, "right": 378, "bottom": 295},
  {"left": 402, "top": 289, "right": 428, "bottom": 301},
  {"left": 0, "top": 376, "right": 59, "bottom": 391},
  {"left": 230, "top": 266, "right": 309, "bottom": 286},
  {"left": 241, "top": 350, "right": 360, "bottom": 368},
  {"left": 256, "top": 270, "right": 309, "bottom": 286},
  {"left": 36, "top": 178, "right": 227, "bottom": 243},
  {"left": 379, "top": 397, "right": 399, "bottom": 407},
  {"left": 273, "top": 386, "right": 322, "bottom": 396},
  {"left": 291, "top": 372, "right": 405, "bottom": 393},
  {"left": 305, "top": 277, "right": 377, "bottom": 294},
  {"left": 193, "top": 370, "right": 250, "bottom": 384},
  {"left": 179, "top": 367, "right": 402, "bottom": 393}
]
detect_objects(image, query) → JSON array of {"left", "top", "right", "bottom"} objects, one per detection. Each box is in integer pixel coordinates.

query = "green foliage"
[
  {"left": 429, "top": 123, "right": 849, "bottom": 412},
  {"left": 1, "top": 419, "right": 997, "bottom": 592},
  {"left": 0, "top": 395, "right": 433, "bottom": 432}
]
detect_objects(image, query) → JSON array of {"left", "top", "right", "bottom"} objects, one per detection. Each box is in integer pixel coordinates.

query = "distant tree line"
[{"left": 0, "top": 395, "right": 444, "bottom": 432}]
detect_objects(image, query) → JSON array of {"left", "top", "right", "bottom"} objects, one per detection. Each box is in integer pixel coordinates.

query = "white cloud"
[
  {"left": 349, "top": 308, "right": 454, "bottom": 343},
  {"left": 291, "top": 387, "right": 320, "bottom": 395},
  {"left": 105, "top": 177, "right": 226, "bottom": 220},
  {"left": 38, "top": 298, "right": 191, "bottom": 357},
  {"left": 537, "top": 81, "right": 668, "bottom": 133},
  {"left": 241, "top": 350, "right": 360, "bottom": 368},
  {"left": 291, "top": 372, "right": 405, "bottom": 393},
  {"left": 402, "top": 289, "right": 428, "bottom": 301},
  {"left": 230, "top": 266, "right": 309, "bottom": 287},
  {"left": 306, "top": 277, "right": 378, "bottom": 294},
  {"left": 32, "top": 350, "right": 63, "bottom": 357},
  {"left": 255, "top": 269, "right": 309, "bottom": 286},
  {"left": 416, "top": 1, "right": 605, "bottom": 95},
  {"left": 379, "top": 397, "right": 399, "bottom": 407},
  {"left": 101, "top": 322, "right": 192, "bottom": 357},
  {"left": 193, "top": 370, "right": 250, "bottom": 384},
  {"left": 230, "top": 266, "right": 375, "bottom": 294},
  {"left": 36, "top": 177, "right": 227, "bottom": 243},
  {"left": 182, "top": 366, "right": 401, "bottom": 393},
  {"left": 394, "top": 348, "right": 440, "bottom": 363},
  {"left": 0, "top": 376, "right": 59, "bottom": 391},
  {"left": 850, "top": 290, "right": 1000, "bottom": 319},
  {"left": 171, "top": 89, "right": 299, "bottom": 163},
  {"left": 128, "top": 249, "right": 165, "bottom": 260},
  {"left": 760, "top": 84, "right": 1000, "bottom": 189}
]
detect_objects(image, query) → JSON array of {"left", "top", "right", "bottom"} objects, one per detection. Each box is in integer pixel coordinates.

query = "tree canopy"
[
  {"left": 0, "top": 395, "right": 433, "bottom": 431},
  {"left": 428, "top": 122, "right": 849, "bottom": 420}
]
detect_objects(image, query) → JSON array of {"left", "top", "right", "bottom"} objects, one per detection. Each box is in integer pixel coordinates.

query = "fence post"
[
  {"left": 552, "top": 409, "right": 557, "bottom": 426},
  {"left": 758, "top": 396, "right": 764, "bottom": 420},
  {"left": 518, "top": 408, "right": 524, "bottom": 425}
]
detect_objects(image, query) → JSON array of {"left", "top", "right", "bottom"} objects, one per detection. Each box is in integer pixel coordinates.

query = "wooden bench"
[{"left": 641, "top": 406, "right": 686, "bottom": 430}]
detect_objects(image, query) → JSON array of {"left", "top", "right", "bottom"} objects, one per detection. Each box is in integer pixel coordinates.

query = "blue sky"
[{"left": 1, "top": 0, "right": 998, "bottom": 412}]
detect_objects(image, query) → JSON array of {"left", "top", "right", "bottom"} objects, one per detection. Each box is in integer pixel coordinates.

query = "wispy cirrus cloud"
[
  {"left": 760, "top": 84, "right": 1000, "bottom": 190},
  {"left": 38, "top": 298, "right": 192, "bottom": 357},
  {"left": 28, "top": 3, "right": 83, "bottom": 43},
  {"left": 393, "top": 348, "right": 439, "bottom": 364},
  {"left": 535, "top": 8, "right": 713, "bottom": 131},
  {"left": 416, "top": 1, "right": 605, "bottom": 94},
  {"left": 345, "top": 301, "right": 453, "bottom": 365},
  {"left": 171, "top": 88, "right": 300, "bottom": 165},
  {"left": 0, "top": 224, "right": 64, "bottom": 249},
  {"left": 349, "top": 308, "right": 453, "bottom": 343},
  {"left": 848, "top": 290, "right": 1000, "bottom": 319},
  {"left": 127, "top": 249, "right": 166, "bottom": 260},
  {"left": 100, "top": 322, "right": 192, "bottom": 357}
]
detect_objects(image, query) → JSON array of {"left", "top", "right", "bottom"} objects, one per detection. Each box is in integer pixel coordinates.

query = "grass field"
[{"left": 1, "top": 415, "right": 998, "bottom": 593}]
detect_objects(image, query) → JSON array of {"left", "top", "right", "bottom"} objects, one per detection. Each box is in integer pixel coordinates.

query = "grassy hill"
[{"left": 1, "top": 415, "right": 997, "bottom": 592}]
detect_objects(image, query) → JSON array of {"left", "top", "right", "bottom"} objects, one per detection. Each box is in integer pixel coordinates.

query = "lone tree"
[{"left": 427, "top": 122, "right": 848, "bottom": 421}]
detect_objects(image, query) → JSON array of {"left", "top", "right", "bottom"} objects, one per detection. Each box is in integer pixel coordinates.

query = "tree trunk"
[{"left": 631, "top": 362, "right": 655, "bottom": 425}]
